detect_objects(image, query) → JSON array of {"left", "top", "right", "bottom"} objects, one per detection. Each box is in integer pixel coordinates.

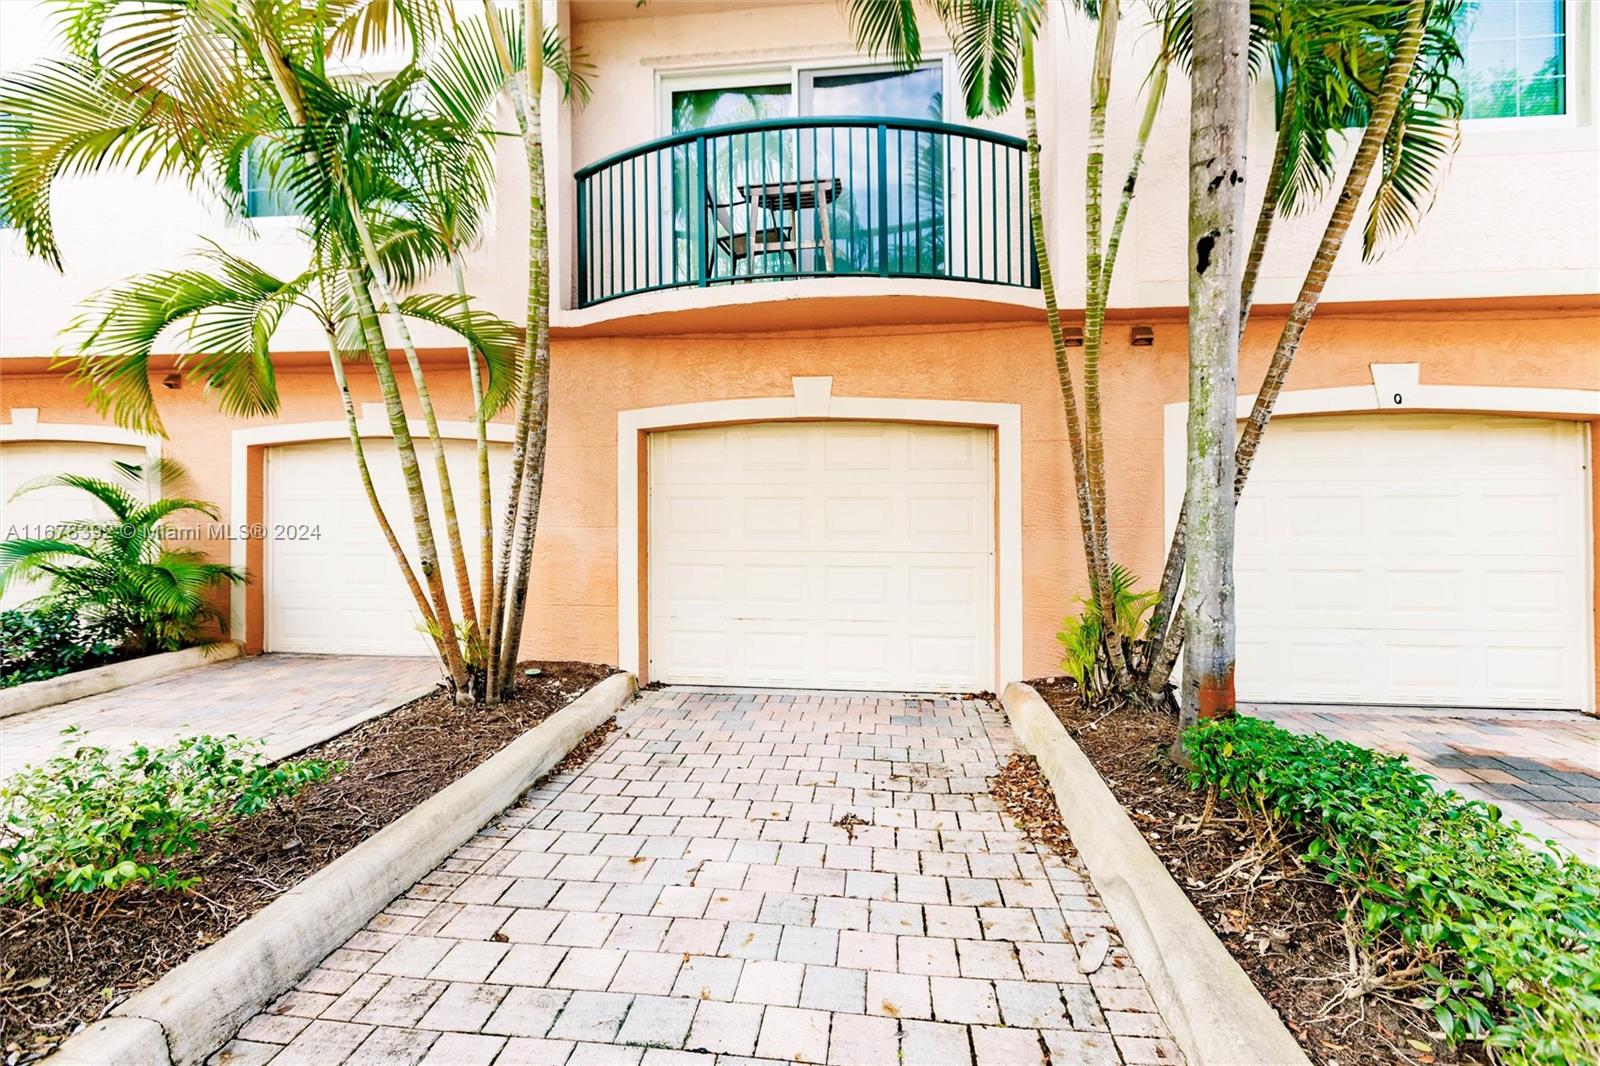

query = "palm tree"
[
  {"left": 0, "top": 463, "right": 246, "bottom": 654},
  {"left": 1141, "top": 0, "right": 1463, "bottom": 702},
  {"left": 61, "top": 242, "right": 519, "bottom": 667},
  {"left": 1179, "top": 0, "right": 1250, "bottom": 734},
  {"left": 0, "top": 0, "right": 536, "bottom": 698}
]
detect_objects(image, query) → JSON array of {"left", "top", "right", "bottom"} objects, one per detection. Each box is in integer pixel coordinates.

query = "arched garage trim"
[
  {"left": 617, "top": 378, "right": 1024, "bottom": 691},
  {"left": 228, "top": 409, "right": 515, "bottom": 650}
]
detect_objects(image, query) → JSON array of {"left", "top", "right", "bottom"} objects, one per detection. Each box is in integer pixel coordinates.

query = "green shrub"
[
  {"left": 1055, "top": 564, "right": 1157, "bottom": 697},
  {"left": 0, "top": 604, "right": 124, "bottom": 688},
  {"left": 0, "top": 732, "right": 338, "bottom": 906},
  {"left": 1184, "top": 716, "right": 1600, "bottom": 1066},
  {"left": 0, "top": 462, "right": 245, "bottom": 655}
]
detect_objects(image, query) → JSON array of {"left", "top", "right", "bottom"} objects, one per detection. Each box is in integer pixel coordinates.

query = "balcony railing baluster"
[{"left": 574, "top": 116, "right": 1038, "bottom": 308}]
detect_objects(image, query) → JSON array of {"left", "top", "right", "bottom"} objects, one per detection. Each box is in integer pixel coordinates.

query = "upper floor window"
[
  {"left": 1459, "top": 0, "right": 1567, "bottom": 119},
  {"left": 241, "top": 138, "right": 301, "bottom": 218}
]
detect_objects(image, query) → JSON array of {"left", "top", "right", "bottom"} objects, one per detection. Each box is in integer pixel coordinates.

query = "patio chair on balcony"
[{"left": 706, "top": 188, "right": 798, "bottom": 279}]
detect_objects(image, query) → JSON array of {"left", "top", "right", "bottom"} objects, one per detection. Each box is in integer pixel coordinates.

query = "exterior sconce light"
[
  {"left": 1064, "top": 327, "right": 1084, "bottom": 347},
  {"left": 162, "top": 372, "right": 183, "bottom": 389},
  {"left": 1130, "top": 325, "right": 1155, "bottom": 347}
]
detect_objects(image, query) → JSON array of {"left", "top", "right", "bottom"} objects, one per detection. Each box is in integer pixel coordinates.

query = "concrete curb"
[
  {"left": 46, "top": 671, "right": 638, "bottom": 1066},
  {"left": 0, "top": 644, "right": 242, "bottom": 720},
  {"left": 1000, "top": 682, "right": 1311, "bottom": 1066}
]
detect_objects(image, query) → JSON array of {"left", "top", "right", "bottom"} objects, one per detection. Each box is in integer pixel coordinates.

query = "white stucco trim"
[
  {"left": 617, "top": 387, "right": 1024, "bottom": 693},
  {"left": 1, "top": 409, "right": 165, "bottom": 498},
  {"left": 227, "top": 418, "right": 515, "bottom": 647},
  {"left": 1160, "top": 367, "right": 1600, "bottom": 714}
]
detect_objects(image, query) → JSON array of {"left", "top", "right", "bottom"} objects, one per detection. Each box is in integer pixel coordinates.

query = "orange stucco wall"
[{"left": 3, "top": 300, "right": 1597, "bottom": 706}]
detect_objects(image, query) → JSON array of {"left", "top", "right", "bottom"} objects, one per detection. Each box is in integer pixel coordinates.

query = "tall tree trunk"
[
  {"left": 1238, "top": 77, "right": 1295, "bottom": 338},
  {"left": 1080, "top": 0, "right": 1129, "bottom": 682},
  {"left": 321, "top": 324, "right": 444, "bottom": 657},
  {"left": 347, "top": 204, "right": 480, "bottom": 643},
  {"left": 483, "top": 0, "right": 551, "bottom": 700},
  {"left": 1178, "top": 0, "right": 1249, "bottom": 745},
  {"left": 345, "top": 268, "right": 471, "bottom": 687},
  {"left": 495, "top": 27, "right": 550, "bottom": 700},
  {"left": 1022, "top": 33, "right": 1097, "bottom": 657},
  {"left": 451, "top": 256, "right": 496, "bottom": 652},
  {"left": 1143, "top": 0, "right": 1431, "bottom": 698},
  {"left": 253, "top": 28, "right": 470, "bottom": 688}
]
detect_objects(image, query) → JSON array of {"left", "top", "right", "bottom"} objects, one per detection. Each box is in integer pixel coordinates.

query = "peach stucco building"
[{"left": 2, "top": 1, "right": 1598, "bottom": 712}]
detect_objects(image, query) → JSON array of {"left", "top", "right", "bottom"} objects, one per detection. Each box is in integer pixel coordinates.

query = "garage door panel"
[
  {"left": 1237, "top": 414, "right": 1588, "bottom": 709},
  {"left": 266, "top": 438, "right": 509, "bottom": 656},
  {"left": 650, "top": 422, "right": 994, "bottom": 692}
]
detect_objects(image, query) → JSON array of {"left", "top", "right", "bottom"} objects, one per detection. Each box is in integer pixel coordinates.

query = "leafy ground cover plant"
[
  {"left": 0, "top": 732, "right": 337, "bottom": 909},
  {"left": 0, "top": 604, "right": 123, "bottom": 688},
  {"left": 1184, "top": 716, "right": 1600, "bottom": 1066}
]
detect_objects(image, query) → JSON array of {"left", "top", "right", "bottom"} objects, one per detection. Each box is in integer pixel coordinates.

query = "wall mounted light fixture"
[{"left": 1130, "top": 325, "right": 1155, "bottom": 347}]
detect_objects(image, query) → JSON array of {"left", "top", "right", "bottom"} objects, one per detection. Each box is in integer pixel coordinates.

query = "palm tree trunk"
[
  {"left": 482, "top": 2, "right": 541, "bottom": 701},
  {"left": 1143, "top": 0, "right": 1431, "bottom": 699},
  {"left": 1179, "top": 0, "right": 1249, "bottom": 740},
  {"left": 1080, "top": 0, "right": 1129, "bottom": 682},
  {"left": 1023, "top": 34, "right": 1098, "bottom": 661},
  {"left": 345, "top": 267, "right": 471, "bottom": 687},
  {"left": 253, "top": 28, "right": 470, "bottom": 689},
  {"left": 347, "top": 205, "right": 480, "bottom": 641},
  {"left": 1237, "top": 78, "right": 1295, "bottom": 337},
  {"left": 321, "top": 324, "right": 444, "bottom": 657},
  {"left": 494, "top": 18, "right": 551, "bottom": 701},
  {"left": 451, "top": 256, "right": 495, "bottom": 651}
]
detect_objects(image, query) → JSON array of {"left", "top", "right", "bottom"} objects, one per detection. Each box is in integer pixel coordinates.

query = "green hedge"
[{"left": 1184, "top": 716, "right": 1600, "bottom": 1066}]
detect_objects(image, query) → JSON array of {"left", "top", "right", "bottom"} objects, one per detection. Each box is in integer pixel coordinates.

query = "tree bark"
[
  {"left": 1022, "top": 33, "right": 1098, "bottom": 670},
  {"left": 484, "top": 0, "right": 552, "bottom": 700},
  {"left": 348, "top": 204, "right": 480, "bottom": 642},
  {"left": 253, "top": 26, "right": 469, "bottom": 689},
  {"left": 321, "top": 324, "right": 444, "bottom": 657},
  {"left": 1238, "top": 77, "right": 1294, "bottom": 337},
  {"left": 1144, "top": 0, "right": 1431, "bottom": 699},
  {"left": 451, "top": 255, "right": 495, "bottom": 654},
  {"left": 1178, "top": 0, "right": 1249, "bottom": 743},
  {"left": 345, "top": 268, "right": 471, "bottom": 687},
  {"left": 494, "top": 25, "right": 550, "bottom": 700},
  {"left": 1080, "top": 0, "right": 1129, "bottom": 682}
]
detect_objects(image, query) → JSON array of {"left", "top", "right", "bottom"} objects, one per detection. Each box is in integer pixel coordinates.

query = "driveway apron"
[
  {"left": 1, "top": 654, "right": 440, "bottom": 778},
  {"left": 216, "top": 686, "right": 1182, "bottom": 1065}
]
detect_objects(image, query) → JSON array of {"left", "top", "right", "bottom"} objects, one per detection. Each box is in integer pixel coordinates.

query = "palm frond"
[
  {"left": 1361, "top": 0, "right": 1464, "bottom": 259},
  {"left": 9, "top": 473, "right": 141, "bottom": 521},
  {"left": 845, "top": 0, "right": 928, "bottom": 69},
  {"left": 949, "top": 0, "right": 1023, "bottom": 118},
  {"left": 394, "top": 292, "right": 521, "bottom": 417}
]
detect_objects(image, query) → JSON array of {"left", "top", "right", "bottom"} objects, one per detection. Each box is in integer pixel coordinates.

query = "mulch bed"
[
  {"left": 1028, "top": 677, "right": 1489, "bottom": 1066},
  {"left": 0, "top": 660, "right": 615, "bottom": 1064}
]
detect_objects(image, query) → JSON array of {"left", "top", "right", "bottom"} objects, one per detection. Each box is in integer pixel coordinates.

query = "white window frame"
[
  {"left": 656, "top": 54, "right": 955, "bottom": 137},
  {"left": 1458, "top": 0, "right": 1582, "bottom": 131}
]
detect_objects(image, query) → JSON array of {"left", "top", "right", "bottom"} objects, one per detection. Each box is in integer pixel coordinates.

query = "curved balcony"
[{"left": 574, "top": 117, "right": 1039, "bottom": 310}]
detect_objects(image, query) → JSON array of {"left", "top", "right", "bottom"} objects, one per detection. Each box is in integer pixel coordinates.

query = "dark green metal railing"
[{"left": 575, "top": 116, "right": 1039, "bottom": 308}]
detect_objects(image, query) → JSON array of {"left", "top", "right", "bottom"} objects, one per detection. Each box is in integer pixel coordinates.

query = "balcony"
[{"left": 574, "top": 117, "right": 1039, "bottom": 310}]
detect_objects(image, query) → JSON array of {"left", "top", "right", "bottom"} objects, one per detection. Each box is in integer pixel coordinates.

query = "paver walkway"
[
  {"left": 216, "top": 687, "right": 1182, "bottom": 1066},
  {"left": 1254, "top": 704, "right": 1600, "bottom": 864},
  {"left": 1, "top": 654, "right": 440, "bottom": 777}
]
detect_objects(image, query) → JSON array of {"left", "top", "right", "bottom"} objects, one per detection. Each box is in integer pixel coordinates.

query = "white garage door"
[
  {"left": 1237, "top": 414, "right": 1590, "bottom": 709},
  {"left": 649, "top": 421, "right": 995, "bottom": 691},
  {"left": 1, "top": 440, "right": 147, "bottom": 609},
  {"left": 265, "top": 438, "right": 509, "bottom": 655}
]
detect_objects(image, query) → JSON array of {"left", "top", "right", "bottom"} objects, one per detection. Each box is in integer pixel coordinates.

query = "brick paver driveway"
[
  {"left": 1255, "top": 705, "right": 1600, "bottom": 864},
  {"left": 218, "top": 687, "right": 1181, "bottom": 1066},
  {"left": 1, "top": 654, "right": 439, "bottom": 778}
]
